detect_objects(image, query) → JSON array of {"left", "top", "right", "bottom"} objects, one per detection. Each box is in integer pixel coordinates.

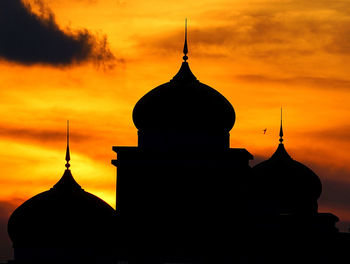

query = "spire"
[
  {"left": 279, "top": 108, "right": 283, "bottom": 144},
  {"left": 65, "top": 120, "right": 71, "bottom": 169},
  {"left": 53, "top": 120, "right": 82, "bottom": 190},
  {"left": 171, "top": 19, "right": 197, "bottom": 82},
  {"left": 183, "top": 18, "right": 188, "bottom": 61}
]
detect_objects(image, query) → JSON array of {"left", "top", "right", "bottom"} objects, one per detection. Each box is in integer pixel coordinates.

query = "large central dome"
[
  {"left": 132, "top": 26, "right": 235, "bottom": 150},
  {"left": 132, "top": 61, "right": 235, "bottom": 132}
]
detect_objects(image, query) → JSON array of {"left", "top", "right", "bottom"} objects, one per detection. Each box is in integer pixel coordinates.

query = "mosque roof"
[
  {"left": 8, "top": 122, "right": 116, "bottom": 248},
  {"left": 132, "top": 20, "right": 235, "bottom": 133},
  {"left": 252, "top": 111, "right": 322, "bottom": 214}
]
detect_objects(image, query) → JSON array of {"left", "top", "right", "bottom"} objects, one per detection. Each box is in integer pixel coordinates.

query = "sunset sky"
[{"left": 1, "top": 0, "right": 350, "bottom": 260}]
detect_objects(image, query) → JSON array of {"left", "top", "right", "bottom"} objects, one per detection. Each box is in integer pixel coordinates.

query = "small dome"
[
  {"left": 133, "top": 62, "right": 235, "bottom": 133},
  {"left": 252, "top": 127, "right": 322, "bottom": 214},
  {"left": 8, "top": 169, "right": 116, "bottom": 248}
]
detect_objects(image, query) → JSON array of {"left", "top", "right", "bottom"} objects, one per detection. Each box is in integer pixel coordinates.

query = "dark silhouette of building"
[
  {"left": 7, "top": 23, "right": 350, "bottom": 263},
  {"left": 7, "top": 123, "right": 117, "bottom": 264},
  {"left": 252, "top": 111, "right": 322, "bottom": 216},
  {"left": 246, "top": 113, "right": 347, "bottom": 264},
  {"left": 113, "top": 21, "right": 255, "bottom": 263}
]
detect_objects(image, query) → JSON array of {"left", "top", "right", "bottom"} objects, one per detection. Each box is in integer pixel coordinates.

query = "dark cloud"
[
  {"left": 325, "top": 26, "right": 350, "bottom": 55},
  {"left": 0, "top": 0, "right": 115, "bottom": 66},
  {"left": 0, "top": 125, "right": 92, "bottom": 143},
  {"left": 0, "top": 124, "right": 113, "bottom": 163},
  {"left": 320, "top": 178, "right": 350, "bottom": 211},
  {"left": 135, "top": 12, "right": 320, "bottom": 56},
  {"left": 300, "top": 125, "right": 350, "bottom": 143},
  {"left": 136, "top": 3, "right": 350, "bottom": 60},
  {"left": 235, "top": 74, "right": 350, "bottom": 90},
  {"left": 135, "top": 20, "right": 296, "bottom": 58},
  {"left": 304, "top": 161, "right": 350, "bottom": 211},
  {"left": 286, "top": 160, "right": 350, "bottom": 230},
  {"left": 0, "top": 201, "right": 18, "bottom": 261}
]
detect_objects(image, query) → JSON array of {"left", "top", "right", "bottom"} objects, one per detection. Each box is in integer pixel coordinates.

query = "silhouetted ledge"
[{"left": 112, "top": 146, "right": 253, "bottom": 166}]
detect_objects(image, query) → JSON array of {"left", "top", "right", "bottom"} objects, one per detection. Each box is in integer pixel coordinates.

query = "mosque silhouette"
[{"left": 7, "top": 24, "right": 350, "bottom": 263}]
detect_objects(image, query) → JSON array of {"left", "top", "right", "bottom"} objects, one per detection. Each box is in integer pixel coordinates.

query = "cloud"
[
  {"left": 301, "top": 126, "right": 350, "bottom": 143},
  {"left": 135, "top": 19, "right": 300, "bottom": 59},
  {"left": 320, "top": 178, "right": 350, "bottom": 210},
  {"left": 290, "top": 161, "right": 350, "bottom": 224},
  {"left": 325, "top": 26, "right": 350, "bottom": 55},
  {"left": 0, "top": 125, "right": 92, "bottom": 144},
  {"left": 235, "top": 74, "right": 350, "bottom": 90},
  {"left": 0, "top": 124, "right": 114, "bottom": 163},
  {"left": 0, "top": 200, "right": 19, "bottom": 261},
  {"left": 135, "top": 1, "right": 350, "bottom": 61},
  {"left": 0, "top": 0, "right": 115, "bottom": 67}
]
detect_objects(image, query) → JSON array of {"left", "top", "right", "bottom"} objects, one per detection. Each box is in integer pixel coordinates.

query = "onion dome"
[
  {"left": 132, "top": 20, "right": 235, "bottom": 149},
  {"left": 8, "top": 124, "right": 116, "bottom": 258},
  {"left": 132, "top": 62, "right": 235, "bottom": 132},
  {"left": 252, "top": 111, "right": 322, "bottom": 215}
]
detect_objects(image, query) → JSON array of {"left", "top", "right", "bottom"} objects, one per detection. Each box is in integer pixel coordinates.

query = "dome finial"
[
  {"left": 183, "top": 18, "right": 188, "bottom": 61},
  {"left": 65, "top": 120, "right": 71, "bottom": 169},
  {"left": 279, "top": 108, "right": 284, "bottom": 144}
]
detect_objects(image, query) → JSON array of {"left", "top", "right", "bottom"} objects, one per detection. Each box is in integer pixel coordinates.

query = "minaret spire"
[
  {"left": 183, "top": 18, "right": 188, "bottom": 61},
  {"left": 279, "top": 108, "right": 284, "bottom": 144},
  {"left": 65, "top": 120, "right": 71, "bottom": 169}
]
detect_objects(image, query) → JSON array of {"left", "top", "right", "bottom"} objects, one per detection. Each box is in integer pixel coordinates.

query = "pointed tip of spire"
[
  {"left": 279, "top": 108, "right": 284, "bottom": 144},
  {"left": 183, "top": 18, "right": 188, "bottom": 61},
  {"left": 65, "top": 120, "right": 71, "bottom": 169}
]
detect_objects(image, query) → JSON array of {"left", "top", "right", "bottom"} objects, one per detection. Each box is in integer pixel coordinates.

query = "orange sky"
[{"left": 1, "top": 0, "right": 350, "bottom": 259}]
